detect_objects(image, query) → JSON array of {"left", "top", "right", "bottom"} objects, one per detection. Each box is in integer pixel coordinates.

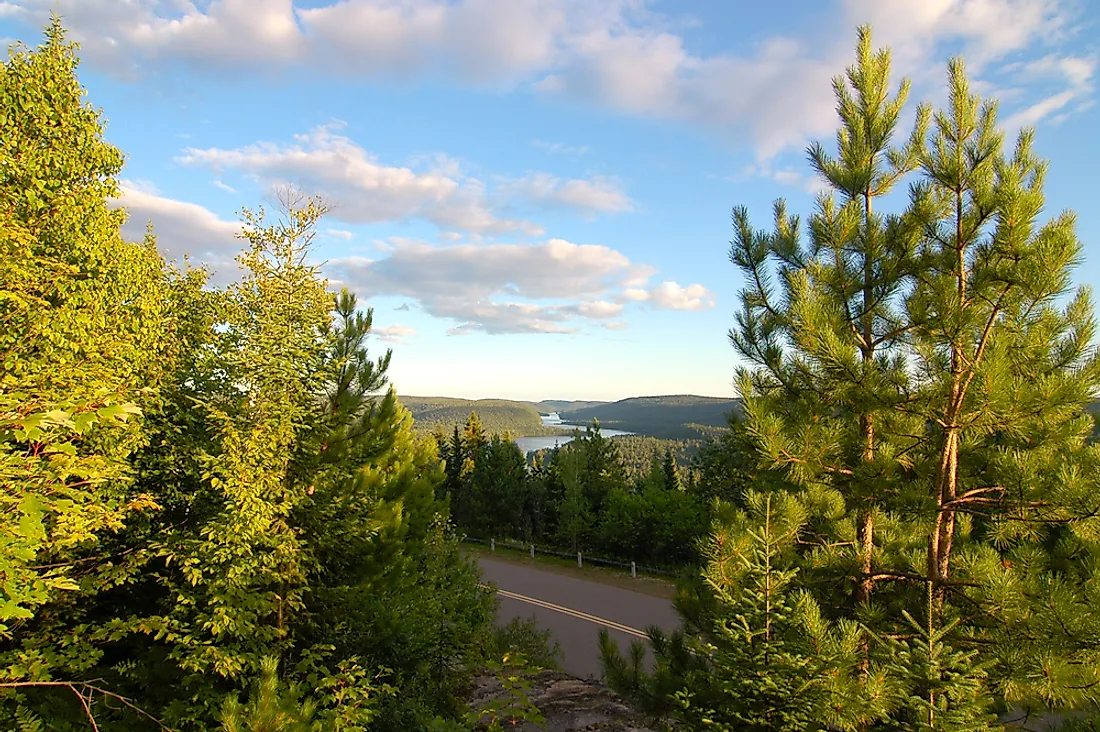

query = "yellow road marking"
[{"left": 489, "top": 586, "right": 649, "bottom": 640}]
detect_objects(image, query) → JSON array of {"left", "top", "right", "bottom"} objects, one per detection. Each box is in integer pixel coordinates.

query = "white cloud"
[
  {"left": 499, "top": 172, "right": 633, "bottom": 216},
  {"left": 1003, "top": 88, "right": 1078, "bottom": 129},
  {"left": 649, "top": 281, "right": 715, "bottom": 311},
  {"left": 327, "top": 237, "right": 706, "bottom": 334},
  {"left": 299, "top": 0, "right": 569, "bottom": 85},
  {"left": 332, "top": 238, "right": 630, "bottom": 301},
  {"left": 1000, "top": 53, "right": 1096, "bottom": 129},
  {"left": 105, "top": 184, "right": 709, "bottom": 333},
  {"left": 177, "top": 122, "right": 542, "bottom": 235},
  {"left": 575, "top": 300, "right": 624, "bottom": 318},
  {"left": 373, "top": 324, "right": 417, "bottom": 343},
  {"left": 212, "top": 179, "right": 237, "bottom": 193},
  {"left": 114, "top": 181, "right": 243, "bottom": 281},
  {"left": 10, "top": 0, "right": 1084, "bottom": 158},
  {"left": 618, "top": 288, "right": 650, "bottom": 302},
  {"left": 845, "top": 0, "right": 1072, "bottom": 68},
  {"left": 177, "top": 124, "right": 635, "bottom": 231},
  {"left": 324, "top": 228, "right": 355, "bottom": 240}
]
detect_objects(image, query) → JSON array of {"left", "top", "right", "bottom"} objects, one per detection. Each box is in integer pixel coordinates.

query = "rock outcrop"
[{"left": 469, "top": 669, "right": 658, "bottom": 732}]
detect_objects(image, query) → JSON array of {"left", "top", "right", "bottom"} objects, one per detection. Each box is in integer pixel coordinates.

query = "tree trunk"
[
  {"left": 931, "top": 179, "right": 967, "bottom": 605},
  {"left": 856, "top": 191, "right": 876, "bottom": 608}
]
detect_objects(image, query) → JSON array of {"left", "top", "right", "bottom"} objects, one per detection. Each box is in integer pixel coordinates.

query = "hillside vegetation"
[
  {"left": 531, "top": 434, "right": 704, "bottom": 476},
  {"left": 400, "top": 395, "right": 567, "bottom": 436},
  {"left": 531, "top": 399, "right": 607, "bottom": 413},
  {"left": 559, "top": 395, "right": 742, "bottom": 439}
]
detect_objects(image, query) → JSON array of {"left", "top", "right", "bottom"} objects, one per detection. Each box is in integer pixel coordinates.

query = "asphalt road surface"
[{"left": 478, "top": 557, "right": 680, "bottom": 680}]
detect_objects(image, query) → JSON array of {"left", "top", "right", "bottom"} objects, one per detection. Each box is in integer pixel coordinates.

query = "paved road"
[{"left": 479, "top": 557, "right": 680, "bottom": 679}]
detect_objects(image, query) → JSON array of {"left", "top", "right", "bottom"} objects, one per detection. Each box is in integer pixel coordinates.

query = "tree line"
[
  {"left": 0, "top": 21, "right": 544, "bottom": 731},
  {"left": 433, "top": 415, "right": 733, "bottom": 568}
]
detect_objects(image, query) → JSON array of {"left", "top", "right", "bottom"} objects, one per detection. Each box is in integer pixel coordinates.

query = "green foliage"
[
  {"left": 220, "top": 657, "right": 317, "bottom": 732},
  {"left": 559, "top": 395, "right": 741, "bottom": 439},
  {"left": 605, "top": 434, "right": 701, "bottom": 478},
  {"left": 603, "top": 492, "right": 838, "bottom": 731},
  {"left": 402, "top": 397, "right": 563, "bottom": 437},
  {"left": 443, "top": 417, "right": 708, "bottom": 566},
  {"left": 0, "top": 15, "right": 174, "bottom": 652},
  {"left": 706, "top": 23, "right": 1100, "bottom": 729},
  {"left": 485, "top": 616, "right": 563, "bottom": 672},
  {"left": 0, "top": 20, "right": 499, "bottom": 732},
  {"left": 599, "top": 624, "right": 706, "bottom": 719},
  {"left": 463, "top": 653, "right": 546, "bottom": 732},
  {"left": 883, "top": 599, "right": 1000, "bottom": 730}
]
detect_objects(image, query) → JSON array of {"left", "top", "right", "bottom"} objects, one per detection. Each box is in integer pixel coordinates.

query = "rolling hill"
[
  {"left": 531, "top": 399, "right": 607, "bottom": 414},
  {"left": 399, "top": 396, "right": 567, "bottom": 437},
  {"left": 558, "top": 394, "right": 742, "bottom": 439}
]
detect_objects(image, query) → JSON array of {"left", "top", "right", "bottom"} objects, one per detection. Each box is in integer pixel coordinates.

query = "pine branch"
[
  {"left": 940, "top": 486, "right": 1005, "bottom": 509},
  {"left": 0, "top": 681, "right": 173, "bottom": 730}
]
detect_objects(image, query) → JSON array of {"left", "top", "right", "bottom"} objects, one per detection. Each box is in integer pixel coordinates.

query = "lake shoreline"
[{"left": 513, "top": 413, "right": 633, "bottom": 455}]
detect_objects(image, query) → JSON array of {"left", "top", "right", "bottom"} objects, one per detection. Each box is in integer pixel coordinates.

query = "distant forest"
[
  {"left": 559, "top": 395, "right": 742, "bottom": 439},
  {"left": 402, "top": 394, "right": 742, "bottom": 443},
  {"left": 399, "top": 395, "right": 568, "bottom": 436},
  {"left": 531, "top": 434, "right": 703, "bottom": 477}
]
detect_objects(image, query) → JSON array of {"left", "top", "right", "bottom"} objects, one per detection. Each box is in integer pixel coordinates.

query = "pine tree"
[
  {"left": 554, "top": 446, "right": 591, "bottom": 554},
  {"left": 662, "top": 449, "right": 681, "bottom": 492},
  {"left": 723, "top": 24, "right": 1100, "bottom": 726},
  {"left": 603, "top": 492, "right": 835, "bottom": 731}
]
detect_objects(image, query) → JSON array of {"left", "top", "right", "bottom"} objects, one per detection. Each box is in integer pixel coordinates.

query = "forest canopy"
[{"left": 0, "top": 20, "right": 534, "bottom": 731}]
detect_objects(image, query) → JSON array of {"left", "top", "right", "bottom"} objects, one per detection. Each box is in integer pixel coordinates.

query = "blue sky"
[{"left": 2, "top": 0, "right": 1098, "bottom": 402}]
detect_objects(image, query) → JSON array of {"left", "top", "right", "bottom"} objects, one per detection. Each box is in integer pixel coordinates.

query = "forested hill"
[
  {"left": 558, "top": 395, "right": 742, "bottom": 439},
  {"left": 532, "top": 399, "right": 607, "bottom": 413},
  {"left": 400, "top": 396, "right": 566, "bottom": 436}
]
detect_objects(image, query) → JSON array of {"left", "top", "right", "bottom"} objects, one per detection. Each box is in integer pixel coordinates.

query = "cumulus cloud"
[
  {"left": 327, "top": 237, "right": 706, "bottom": 334},
  {"left": 845, "top": 0, "right": 1072, "bottom": 69},
  {"left": 574, "top": 300, "right": 624, "bottom": 319},
  {"left": 176, "top": 122, "right": 542, "bottom": 235},
  {"left": 174, "top": 124, "right": 630, "bottom": 233},
  {"left": 499, "top": 173, "right": 633, "bottom": 217},
  {"left": 324, "top": 228, "right": 355, "bottom": 240},
  {"left": 649, "top": 281, "right": 715, "bottom": 311},
  {"left": 614, "top": 281, "right": 715, "bottom": 311},
  {"left": 106, "top": 184, "right": 710, "bottom": 333},
  {"left": 114, "top": 181, "right": 243, "bottom": 281},
  {"left": 372, "top": 324, "right": 417, "bottom": 343},
  {"left": 618, "top": 288, "right": 650, "bottom": 302},
  {"left": 7, "top": 0, "right": 1088, "bottom": 158}
]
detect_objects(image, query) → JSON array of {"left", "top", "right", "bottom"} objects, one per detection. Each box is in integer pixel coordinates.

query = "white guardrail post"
[
  {"left": 490, "top": 538, "right": 495, "bottom": 552},
  {"left": 631, "top": 561, "right": 636, "bottom": 578},
  {"left": 530, "top": 544, "right": 535, "bottom": 559},
  {"left": 577, "top": 551, "right": 582, "bottom": 568}
]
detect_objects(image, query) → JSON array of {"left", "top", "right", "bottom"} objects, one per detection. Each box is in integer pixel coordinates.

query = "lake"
[{"left": 512, "top": 412, "right": 632, "bottom": 456}]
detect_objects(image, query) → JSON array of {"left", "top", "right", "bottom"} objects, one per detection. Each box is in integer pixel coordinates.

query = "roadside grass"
[{"left": 466, "top": 544, "right": 679, "bottom": 601}]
